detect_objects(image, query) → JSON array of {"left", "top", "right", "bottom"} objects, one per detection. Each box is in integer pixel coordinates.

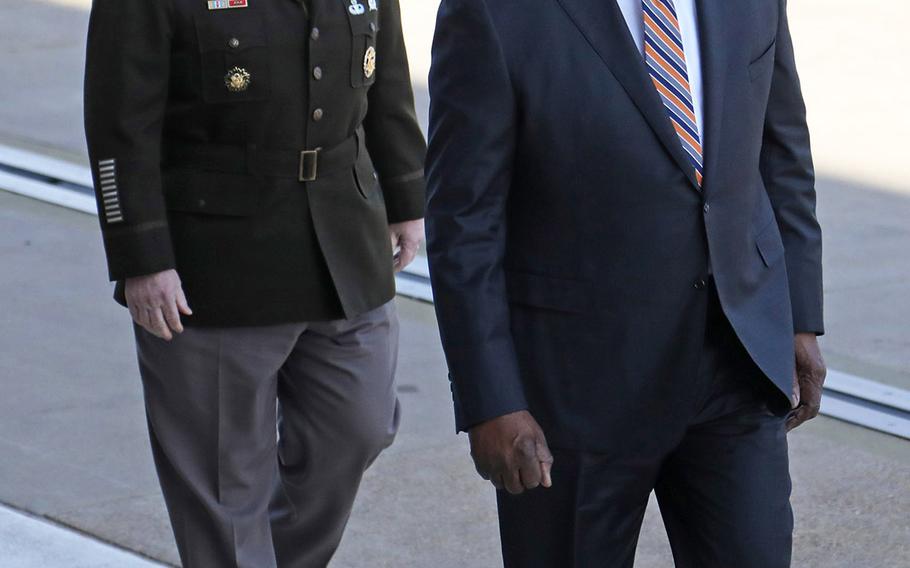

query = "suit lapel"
[
  {"left": 555, "top": 0, "right": 700, "bottom": 190},
  {"left": 695, "top": 0, "right": 731, "bottom": 195}
]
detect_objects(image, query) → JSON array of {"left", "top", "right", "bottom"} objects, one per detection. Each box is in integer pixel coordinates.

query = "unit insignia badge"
[
  {"left": 363, "top": 46, "right": 376, "bottom": 79},
  {"left": 225, "top": 67, "right": 251, "bottom": 92}
]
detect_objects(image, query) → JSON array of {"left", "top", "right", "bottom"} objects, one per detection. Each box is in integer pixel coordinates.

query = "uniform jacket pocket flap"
[
  {"left": 505, "top": 270, "right": 591, "bottom": 313},
  {"left": 755, "top": 220, "right": 785, "bottom": 267},
  {"left": 195, "top": 12, "right": 267, "bottom": 53},
  {"left": 346, "top": 2, "right": 380, "bottom": 36},
  {"left": 163, "top": 169, "right": 258, "bottom": 216}
]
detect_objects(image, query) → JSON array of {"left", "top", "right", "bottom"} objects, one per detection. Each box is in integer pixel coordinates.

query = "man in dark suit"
[
  {"left": 84, "top": 0, "right": 425, "bottom": 565},
  {"left": 425, "top": 0, "right": 826, "bottom": 566}
]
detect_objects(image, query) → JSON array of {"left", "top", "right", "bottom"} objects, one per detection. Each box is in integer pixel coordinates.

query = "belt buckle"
[{"left": 298, "top": 149, "right": 319, "bottom": 182}]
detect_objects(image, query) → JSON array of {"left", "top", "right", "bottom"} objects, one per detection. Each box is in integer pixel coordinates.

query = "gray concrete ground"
[
  {"left": 1, "top": 0, "right": 909, "bottom": 566},
  {"left": 0, "top": 504, "right": 164, "bottom": 568}
]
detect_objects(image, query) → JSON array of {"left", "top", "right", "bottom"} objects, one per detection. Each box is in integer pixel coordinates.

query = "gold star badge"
[
  {"left": 224, "top": 67, "right": 251, "bottom": 92},
  {"left": 363, "top": 46, "right": 376, "bottom": 79}
]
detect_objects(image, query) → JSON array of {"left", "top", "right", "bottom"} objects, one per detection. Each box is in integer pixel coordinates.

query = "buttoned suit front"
[{"left": 426, "top": 0, "right": 822, "bottom": 565}]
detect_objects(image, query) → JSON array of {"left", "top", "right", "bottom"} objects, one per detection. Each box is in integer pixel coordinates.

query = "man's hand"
[
  {"left": 468, "top": 410, "right": 554, "bottom": 495},
  {"left": 786, "top": 333, "right": 827, "bottom": 431},
  {"left": 125, "top": 269, "right": 192, "bottom": 341},
  {"left": 389, "top": 218, "right": 425, "bottom": 272}
]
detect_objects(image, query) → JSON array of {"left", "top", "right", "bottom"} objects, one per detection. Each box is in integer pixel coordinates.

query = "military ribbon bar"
[{"left": 208, "top": 0, "right": 248, "bottom": 10}]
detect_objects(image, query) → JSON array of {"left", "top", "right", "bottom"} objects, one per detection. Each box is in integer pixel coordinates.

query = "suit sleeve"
[
  {"left": 760, "top": 0, "right": 824, "bottom": 335},
  {"left": 425, "top": 0, "right": 527, "bottom": 431},
  {"left": 84, "top": 0, "right": 175, "bottom": 281},
  {"left": 363, "top": 0, "right": 427, "bottom": 223}
]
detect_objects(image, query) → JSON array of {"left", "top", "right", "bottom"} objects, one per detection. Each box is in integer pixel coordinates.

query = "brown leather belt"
[{"left": 164, "top": 131, "right": 359, "bottom": 182}]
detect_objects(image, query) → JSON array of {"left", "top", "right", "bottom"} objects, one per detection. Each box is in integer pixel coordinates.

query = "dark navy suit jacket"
[{"left": 425, "top": 0, "right": 823, "bottom": 452}]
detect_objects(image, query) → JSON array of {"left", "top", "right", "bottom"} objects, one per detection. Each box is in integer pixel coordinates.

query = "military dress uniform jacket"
[{"left": 84, "top": 0, "right": 426, "bottom": 326}]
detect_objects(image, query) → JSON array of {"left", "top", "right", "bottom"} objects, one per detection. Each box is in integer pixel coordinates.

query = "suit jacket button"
[
  {"left": 313, "top": 66, "right": 323, "bottom": 80},
  {"left": 703, "top": 203, "right": 710, "bottom": 214},
  {"left": 310, "top": 27, "right": 320, "bottom": 41},
  {"left": 694, "top": 279, "right": 707, "bottom": 290},
  {"left": 228, "top": 37, "right": 240, "bottom": 49},
  {"left": 312, "top": 108, "right": 324, "bottom": 121}
]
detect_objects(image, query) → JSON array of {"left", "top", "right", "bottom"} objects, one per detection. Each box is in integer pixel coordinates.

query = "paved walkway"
[{"left": 0, "top": 504, "right": 164, "bottom": 568}]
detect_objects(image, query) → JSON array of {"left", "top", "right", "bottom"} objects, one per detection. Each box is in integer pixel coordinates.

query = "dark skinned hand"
[
  {"left": 787, "top": 333, "right": 827, "bottom": 431},
  {"left": 468, "top": 410, "right": 554, "bottom": 495}
]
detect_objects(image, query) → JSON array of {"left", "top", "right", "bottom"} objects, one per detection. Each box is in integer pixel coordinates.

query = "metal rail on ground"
[{"left": 1, "top": 143, "right": 907, "bottom": 440}]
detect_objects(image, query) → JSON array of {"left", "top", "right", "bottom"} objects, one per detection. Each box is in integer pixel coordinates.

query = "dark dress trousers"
[
  {"left": 426, "top": 0, "right": 822, "bottom": 565},
  {"left": 85, "top": 0, "right": 426, "bottom": 327}
]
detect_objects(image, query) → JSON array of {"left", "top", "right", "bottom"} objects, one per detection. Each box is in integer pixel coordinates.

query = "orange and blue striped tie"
[{"left": 642, "top": 0, "right": 704, "bottom": 186}]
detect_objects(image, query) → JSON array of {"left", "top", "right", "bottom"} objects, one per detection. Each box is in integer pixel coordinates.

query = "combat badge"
[
  {"left": 348, "top": 0, "right": 365, "bottom": 15},
  {"left": 363, "top": 46, "right": 376, "bottom": 79},
  {"left": 225, "top": 67, "right": 251, "bottom": 92}
]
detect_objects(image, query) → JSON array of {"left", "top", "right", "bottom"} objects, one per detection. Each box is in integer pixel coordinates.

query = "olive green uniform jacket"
[{"left": 84, "top": 0, "right": 426, "bottom": 326}]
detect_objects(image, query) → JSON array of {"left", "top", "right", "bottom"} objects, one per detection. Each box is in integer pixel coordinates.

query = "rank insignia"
[
  {"left": 225, "top": 67, "right": 251, "bottom": 92},
  {"left": 363, "top": 46, "right": 376, "bottom": 79},
  {"left": 208, "top": 0, "right": 248, "bottom": 9}
]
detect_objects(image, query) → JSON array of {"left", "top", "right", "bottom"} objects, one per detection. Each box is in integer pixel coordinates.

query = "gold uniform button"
[
  {"left": 313, "top": 66, "right": 323, "bottom": 80},
  {"left": 312, "top": 108, "right": 324, "bottom": 121},
  {"left": 228, "top": 37, "right": 240, "bottom": 49},
  {"left": 363, "top": 46, "right": 376, "bottom": 79},
  {"left": 224, "top": 67, "right": 251, "bottom": 92},
  {"left": 310, "top": 27, "right": 320, "bottom": 41}
]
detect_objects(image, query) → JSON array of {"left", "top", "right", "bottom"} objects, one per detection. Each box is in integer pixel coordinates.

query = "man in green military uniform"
[{"left": 84, "top": 0, "right": 425, "bottom": 565}]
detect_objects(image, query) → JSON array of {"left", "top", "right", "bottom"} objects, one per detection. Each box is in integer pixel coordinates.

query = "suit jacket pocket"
[
  {"left": 194, "top": 11, "right": 271, "bottom": 103},
  {"left": 163, "top": 169, "right": 258, "bottom": 216},
  {"left": 748, "top": 38, "right": 777, "bottom": 82},
  {"left": 505, "top": 270, "right": 592, "bottom": 314},
  {"left": 755, "top": 220, "right": 785, "bottom": 268}
]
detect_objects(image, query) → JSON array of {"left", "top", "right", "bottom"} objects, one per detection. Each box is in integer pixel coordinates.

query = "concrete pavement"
[{"left": 0, "top": 504, "right": 165, "bottom": 568}]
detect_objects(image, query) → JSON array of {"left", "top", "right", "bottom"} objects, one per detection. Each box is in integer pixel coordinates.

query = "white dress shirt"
[{"left": 615, "top": 0, "right": 705, "bottom": 144}]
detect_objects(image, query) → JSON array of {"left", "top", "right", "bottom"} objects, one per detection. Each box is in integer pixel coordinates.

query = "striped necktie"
[{"left": 642, "top": 0, "right": 704, "bottom": 186}]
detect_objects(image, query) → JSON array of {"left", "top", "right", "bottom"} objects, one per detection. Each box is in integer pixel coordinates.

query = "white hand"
[
  {"left": 124, "top": 269, "right": 193, "bottom": 340},
  {"left": 389, "top": 218, "right": 425, "bottom": 272}
]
